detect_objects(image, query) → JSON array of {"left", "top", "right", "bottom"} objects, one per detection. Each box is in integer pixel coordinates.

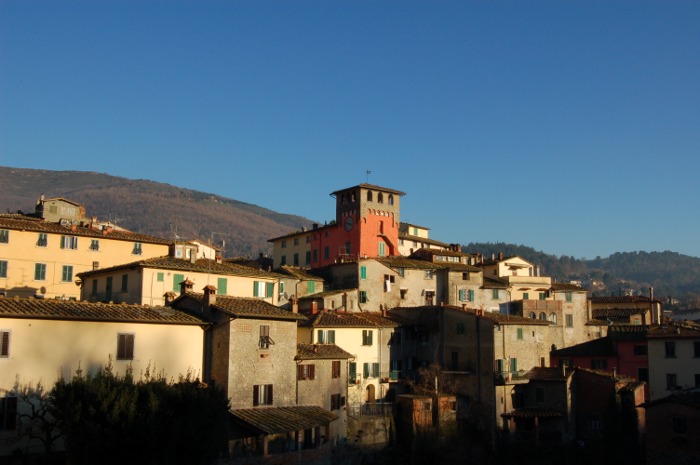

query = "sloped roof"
[
  {"left": 295, "top": 343, "right": 354, "bottom": 360},
  {"left": 590, "top": 295, "right": 662, "bottom": 304},
  {"left": 173, "top": 293, "right": 306, "bottom": 322},
  {"left": 399, "top": 235, "right": 450, "bottom": 248},
  {"left": 0, "top": 214, "right": 171, "bottom": 245},
  {"left": 647, "top": 324, "right": 700, "bottom": 339},
  {"left": 502, "top": 408, "right": 563, "bottom": 419},
  {"left": 298, "top": 289, "right": 356, "bottom": 300},
  {"left": 78, "top": 256, "right": 285, "bottom": 280},
  {"left": 644, "top": 391, "right": 700, "bottom": 409},
  {"left": 301, "top": 311, "right": 398, "bottom": 328},
  {"left": 551, "top": 282, "right": 586, "bottom": 292},
  {"left": 526, "top": 367, "right": 572, "bottom": 382},
  {"left": 277, "top": 266, "right": 324, "bottom": 281},
  {"left": 375, "top": 256, "right": 442, "bottom": 270},
  {"left": 481, "top": 276, "right": 510, "bottom": 289},
  {"left": 0, "top": 296, "right": 206, "bottom": 325},
  {"left": 593, "top": 308, "right": 648, "bottom": 319},
  {"left": 552, "top": 337, "right": 616, "bottom": 357},
  {"left": 229, "top": 406, "right": 338, "bottom": 435}
]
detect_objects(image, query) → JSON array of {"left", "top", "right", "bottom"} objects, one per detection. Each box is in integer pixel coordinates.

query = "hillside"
[
  {"left": 463, "top": 242, "right": 700, "bottom": 308},
  {"left": 0, "top": 166, "right": 314, "bottom": 258}
]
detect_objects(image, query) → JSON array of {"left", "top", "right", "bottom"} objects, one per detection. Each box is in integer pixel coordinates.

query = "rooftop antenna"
[{"left": 366, "top": 169, "right": 372, "bottom": 183}]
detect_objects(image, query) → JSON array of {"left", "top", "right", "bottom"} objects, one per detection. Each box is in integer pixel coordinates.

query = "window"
[
  {"left": 1, "top": 331, "right": 9, "bottom": 357},
  {"left": 308, "top": 281, "right": 315, "bottom": 293},
  {"left": 425, "top": 270, "right": 434, "bottom": 279},
  {"left": 345, "top": 242, "right": 351, "bottom": 254},
  {"left": 0, "top": 230, "right": 8, "bottom": 244},
  {"left": 332, "top": 361, "right": 341, "bottom": 378},
  {"left": 634, "top": 345, "right": 648, "bottom": 356},
  {"left": 305, "top": 251, "right": 311, "bottom": 265},
  {"left": 349, "top": 362, "right": 357, "bottom": 383},
  {"left": 90, "top": 239, "right": 100, "bottom": 251},
  {"left": 217, "top": 278, "right": 227, "bottom": 295},
  {"left": 253, "top": 384, "right": 273, "bottom": 406},
  {"left": 280, "top": 255, "right": 287, "bottom": 266},
  {"left": 36, "top": 233, "right": 47, "bottom": 247},
  {"left": 293, "top": 238, "right": 299, "bottom": 246},
  {"left": 529, "top": 312, "right": 537, "bottom": 319},
  {"left": 360, "top": 266, "right": 367, "bottom": 280},
  {"left": 535, "top": 388, "right": 544, "bottom": 402},
  {"left": 317, "top": 329, "right": 335, "bottom": 344},
  {"left": 312, "top": 249, "right": 318, "bottom": 262},
  {"left": 0, "top": 397, "right": 17, "bottom": 431},
  {"left": 367, "top": 191, "right": 373, "bottom": 201},
  {"left": 517, "top": 328, "right": 523, "bottom": 340},
  {"left": 451, "top": 351, "right": 458, "bottom": 370},
  {"left": 565, "top": 292, "right": 572, "bottom": 302},
  {"left": 61, "top": 265, "right": 73, "bottom": 282},
  {"left": 456, "top": 322, "right": 465, "bottom": 335},
  {"left": 695, "top": 374, "right": 700, "bottom": 388},
  {"left": 121, "top": 274, "right": 128, "bottom": 292},
  {"left": 324, "top": 246, "right": 330, "bottom": 259},
  {"left": 523, "top": 293, "right": 529, "bottom": 300},
  {"left": 378, "top": 242, "right": 386, "bottom": 256},
  {"left": 281, "top": 240, "right": 287, "bottom": 248},
  {"left": 539, "top": 292, "right": 546, "bottom": 300},
  {"left": 117, "top": 334, "right": 135, "bottom": 360},
  {"left": 363, "top": 362, "right": 380, "bottom": 378},
  {"left": 548, "top": 313, "right": 557, "bottom": 324},
  {"left": 492, "top": 289, "right": 500, "bottom": 299},
  {"left": 254, "top": 281, "right": 274, "bottom": 298},
  {"left": 91, "top": 279, "right": 98, "bottom": 295},
  {"left": 362, "top": 330, "right": 373, "bottom": 346},
  {"left": 157, "top": 272, "right": 164, "bottom": 282},
  {"left": 297, "top": 364, "right": 315, "bottom": 380},
  {"left": 388, "top": 194, "right": 394, "bottom": 205},
  {"left": 665, "top": 341, "right": 676, "bottom": 358},
  {"left": 359, "top": 291, "right": 367, "bottom": 304},
  {"left": 331, "top": 393, "right": 342, "bottom": 410},
  {"left": 173, "top": 273, "right": 184, "bottom": 292},
  {"left": 539, "top": 312, "right": 546, "bottom": 320},
  {"left": 459, "top": 289, "right": 467, "bottom": 302},
  {"left": 132, "top": 242, "right": 142, "bottom": 255},
  {"left": 60, "top": 235, "right": 78, "bottom": 250},
  {"left": 565, "top": 314, "right": 574, "bottom": 328},
  {"left": 673, "top": 417, "right": 688, "bottom": 434},
  {"left": 638, "top": 368, "right": 649, "bottom": 382},
  {"left": 510, "top": 358, "right": 518, "bottom": 374},
  {"left": 34, "top": 263, "right": 46, "bottom": 281},
  {"left": 259, "top": 325, "right": 274, "bottom": 349},
  {"left": 377, "top": 192, "right": 384, "bottom": 203},
  {"left": 591, "top": 359, "right": 608, "bottom": 370},
  {"left": 666, "top": 373, "right": 678, "bottom": 390},
  {"left": 293, "top": 253, "right": 299, "bottom": 266},
  {"left": 694, "top": 341, "right": 700, "bottom": 357},
  {"left": 0, "top": 260, "right": 6, "bottom": 279},
  {"left": 106, "top": 277, "right": 113, "bottom": 301}
]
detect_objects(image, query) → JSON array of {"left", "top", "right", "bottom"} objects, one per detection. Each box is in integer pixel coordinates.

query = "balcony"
[{"left": 494, "top": 370, "right": 529, "bottom": 385}]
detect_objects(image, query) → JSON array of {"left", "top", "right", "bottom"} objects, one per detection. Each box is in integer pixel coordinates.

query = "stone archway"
[{"left": 365, "top": 384, "right": 376, "bottom": 403}]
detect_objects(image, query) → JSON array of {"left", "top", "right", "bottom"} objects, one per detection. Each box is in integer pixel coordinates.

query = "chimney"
[
  {"left": 203, "top": 285, "right": 217, "bottom": 307},
  {"left": 311, "top": 301, "right": 318, "bottom": 315},
  {"left": 291, "top": 297, "right": 299, "bottom": 314},
  {"left": 163, "top": 292, "right": 176, "bottom": 305},
  {"left": 313, "top": 223, "right": 319, "bottom": 230},
  {"left": 382, "top": 305, "right": 387, "bottom": 318},
  {"left": 498, "top": 251, "right": 503, "bottom": 260},
  {"left": 179, "top": 278, "right": 194, "bottom": 296}
]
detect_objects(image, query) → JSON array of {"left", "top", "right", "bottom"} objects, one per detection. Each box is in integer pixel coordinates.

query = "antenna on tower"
[{"left": 366, "top": 169, "right": 372, "bottom": 183}]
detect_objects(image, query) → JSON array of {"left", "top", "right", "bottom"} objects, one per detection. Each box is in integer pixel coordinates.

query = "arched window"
[
  {"left": 529, "top": 312, "right": 537, "bottom": 319},
  {"left": 549, "top": 313, "right": 557, "bottom": 324},
  {"left": 367, "top": 191, "right": 373, "bottom": 201},
  {"left": 377, "top": 192, "right": 384, "bottom": 204},
  {"left": 539, "top": 312, "right": 547, "bottom": 320},
  {"left": 388, "top": 194, "right": 394, "bottom": 205}
]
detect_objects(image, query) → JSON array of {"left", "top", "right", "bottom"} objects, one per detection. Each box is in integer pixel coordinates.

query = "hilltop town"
[{"left": 1, "top": 183, "right": 698, "bottom": 464}]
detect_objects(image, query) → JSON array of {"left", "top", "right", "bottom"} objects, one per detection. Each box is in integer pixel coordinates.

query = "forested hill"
[
  {"left": 462, "top": 242, "right": 700, "bottom": 308},
  {"left": 0, "top": 166, "right": 314, "bottom": 258}
]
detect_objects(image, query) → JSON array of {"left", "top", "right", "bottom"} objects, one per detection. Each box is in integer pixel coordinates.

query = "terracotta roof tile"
[
  {"left": 295, "top": 343, "right": 354, "bottom": 360},
  {"left": 552, "top": 337, "right": 616, "bottom": 357},
  {"left": 526, "top": 367, "right": 571, "bottom": 381},
  {"left": 78, "top": 256, "right": 285, "bottom": 280},
  {"left": 502, "top": 408, "right": 564, "bottom": 419},
  {"left": 551, "top": 282, "right": 586, "bottom": 292},
  {"left": 299, "top": 289, "right": 356, "bottom": 300},
  {"left": 647, "top": 324, "right": 700, "bottom": 339},
  {"left": 593, "top": 308, "right": 648, "bottom": 319},
  {"left": 590, "top": 295, "right": 662, "bottom": 304},
  {"left": 277, "top": 266, "right": 324, "bottom": 281},
  {"left": 0, "top": 214, "right": 171, "bottom": 245},
  {"left": 301, "top": 311, "right": 398, "bottom": 328},
  {"left": 0, "top": 296, "right": 205, "bottom": 325},
  {"left": 230, "top": 406, "right": 338, "bottom": 434},
  {"left": 210, "top": 295, "right": 307, "bottom": 321},
  {"left": 375, "top": 257, "right": 441, "bottom": 270}
]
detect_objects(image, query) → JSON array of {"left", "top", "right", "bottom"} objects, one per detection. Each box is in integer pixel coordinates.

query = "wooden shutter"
[{"left": 0, "top": 331, "right": 9, "bottom": 357}]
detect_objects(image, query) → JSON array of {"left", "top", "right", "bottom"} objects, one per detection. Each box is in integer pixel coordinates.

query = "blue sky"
[{"left": 1, "top": 1, "right": 698, "bottom": 259}]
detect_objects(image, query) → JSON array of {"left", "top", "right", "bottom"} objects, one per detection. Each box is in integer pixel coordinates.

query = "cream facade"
[
  {"left": 0, "top": 297, "right": 206, "bottom": 457},
  {"left": 0, "top": 214, "right": 170, "bottom": 300},
  {"left": 78, "top": 256, "right": 283, "bottom": 306}
]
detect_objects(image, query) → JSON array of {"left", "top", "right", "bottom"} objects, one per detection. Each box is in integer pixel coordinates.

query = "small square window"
[{"left": 117, "top": 334, "right": 135, "bottom": 360}]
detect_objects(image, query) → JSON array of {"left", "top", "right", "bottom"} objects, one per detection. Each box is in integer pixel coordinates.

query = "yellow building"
[
  {"left": 77, "top": 256, "right": 286, "bottom": 306},
  {"left": 0, "top": 296, "right": 207, "bottom": 456},
  {"left": 0, "top": 213, "right": 171, "bottom": 300}
]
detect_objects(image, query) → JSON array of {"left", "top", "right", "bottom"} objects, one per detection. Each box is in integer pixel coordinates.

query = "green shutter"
[
  {"left": 510, "top": 358, "right": 518, "bottom": 373},
  {"left": 317, "top": 330, "right": 325, "bottom": 344},
  {"left": 253, "top": 281, "right": 259, "bottom": 297},
  {"left": 363, "top": 363, "right": 370, "bottom": 378},
  {"left": 173, "top": 274, "right": 184, "bottom": 292},
  {"left": 328, "top": 330, "right": 335, "bottom": 343},
  {"left": 469, "top": 290, "right": 475, "bottom": 301},
  {"left": 349, "top": 362, "right": 357, "bottom": 382},
  {"left": 360, "top": 266, "right": 367, "bottom": 280},
  {"left": 157, "top": 272, "right": 164, "bottom": 282},
  {"left": 266, "top": 282, "right": 274, "bottom": 297},
  {"left": 308, "top": 281, "right": 315, "bottom": 293},
  {"left": 217, "top": 278, "right": 227, "bottom": 295}
]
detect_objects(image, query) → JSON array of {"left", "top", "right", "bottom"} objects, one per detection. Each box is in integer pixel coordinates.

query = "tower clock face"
[{"left": 344, "top": 216, "right": 354, "bottom": 231}]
